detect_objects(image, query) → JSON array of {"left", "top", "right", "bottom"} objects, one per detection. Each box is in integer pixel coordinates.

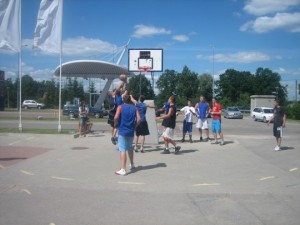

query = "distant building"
[{"left": 250, "top": 95, "right": 275, "bottom": 111}]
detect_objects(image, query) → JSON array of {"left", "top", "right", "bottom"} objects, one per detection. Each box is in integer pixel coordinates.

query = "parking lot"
[{"left": 0, "top": 117, "right": 299, "bottom": 225}]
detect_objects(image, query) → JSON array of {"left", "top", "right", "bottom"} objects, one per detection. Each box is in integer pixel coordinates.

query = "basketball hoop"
[{"left": 138, "top": 66, "right": 151, "bottom": 74}]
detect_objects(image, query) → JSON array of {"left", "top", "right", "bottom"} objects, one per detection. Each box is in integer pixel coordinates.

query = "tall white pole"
[
  {"left": 18, "top": 0, "right": 22, "bottom": 132},
  {"left": 58, "top": 0, "right": 64, "bottom": 133},
  {"left": 212, "top": 45, "right": 215, "bottom": 98}
]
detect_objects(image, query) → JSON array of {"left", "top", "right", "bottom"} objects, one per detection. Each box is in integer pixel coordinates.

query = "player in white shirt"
[{"left": 179, "top": 100, "right": 196, "bottom": 143}]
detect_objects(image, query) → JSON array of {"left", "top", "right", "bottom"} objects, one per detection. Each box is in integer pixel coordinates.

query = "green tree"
[
  {"left": 127, "top": 74, "right": 155, "bottom": 100},
  {"left": 156, "top": 69, "right": 178, "bottom": 106},
  {"left": 197, "top": 73, "right": 213, "bottom": 102},
  {"left": 176, "top": 66, "right": 199, "bottom": 106}
]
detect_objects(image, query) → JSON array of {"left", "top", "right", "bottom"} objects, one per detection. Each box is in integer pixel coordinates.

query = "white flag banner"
[
  {"left": 33, "top": 0, "right": 62, "bottom": 54},
  {"left": 0, "top": 0, "right": 20, "bottom": 53}
]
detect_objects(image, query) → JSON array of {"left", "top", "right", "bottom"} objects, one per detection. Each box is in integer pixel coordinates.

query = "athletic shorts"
[
  {"left": 118, "top": 135, "right": 134, "bottom": 152},
  {"left": 196, "top": 118, "right": 208, "bottom": 129},
  {"left": 273, "top": 125, "right": 283, "bottom": 138},
  {"left": 211, "top": 119, "right": 221, "bottom": 133},
  {"left": 162, "top": 127, "right": 175, "bottom": 141},
  {"left": 136, "top": 121, "right": 150, "bottom": 136},
  {"left": 107, "top": 108, "right": 116, "bottom": 127},
  {"left": 79, "top": 117, "right": 87, "bottom": 126},
  {"left": 183, "top": 120, "right": 193, "bottom": 134}
]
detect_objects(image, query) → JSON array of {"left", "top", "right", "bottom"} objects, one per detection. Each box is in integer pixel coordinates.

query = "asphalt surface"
[{"left": 0, "top": 117, "right": 299, "bottom": 225}]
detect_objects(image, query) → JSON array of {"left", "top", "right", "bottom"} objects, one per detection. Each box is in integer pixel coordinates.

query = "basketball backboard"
[{"left": 128, "top": 48, "right": 163, "bottom": 72}]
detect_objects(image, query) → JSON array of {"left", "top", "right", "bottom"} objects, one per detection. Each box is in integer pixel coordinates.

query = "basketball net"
[{"left": 138, "top": 66, "right": 151, "bottom": 74}]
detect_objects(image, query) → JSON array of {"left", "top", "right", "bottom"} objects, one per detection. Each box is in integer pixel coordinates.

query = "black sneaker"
[
  {"left": 200, "top": 137, "right": 203, "bottom": 142},
  {"left": 189, "top": 139, "right": 193, "bottom": 143},
  {"left": 204, "top": 138, "right": 208, "bottom": 142},
  {"left": 181, "top": 139, "right": 185, "bottom": 143},
  {"left": 161, "top": 149, "right": 170, "bottom": 154},
  {"left": 111, "top": 137, "right": 117, "bottom": 145},
  {"left": 175, "top": 146, "right": 181, "bottom": 154}
]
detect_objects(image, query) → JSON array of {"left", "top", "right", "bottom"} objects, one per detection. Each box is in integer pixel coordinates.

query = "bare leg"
[
  {"left": 120, "top": 152, "right": 126, "bottom": 170},
  {"left": 128, "top": 150, "right": 134, "bottom": 165},
  {"left": 276, "top": 137, "right": 282, "bottom": 146},
  {"left": 140, "top": 136, "right": 145, "bottom": 149}
]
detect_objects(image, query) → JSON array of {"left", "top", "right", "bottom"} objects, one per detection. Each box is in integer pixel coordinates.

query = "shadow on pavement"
[{"left": 128, "top": 163, "right": 167, "bottom": 174}]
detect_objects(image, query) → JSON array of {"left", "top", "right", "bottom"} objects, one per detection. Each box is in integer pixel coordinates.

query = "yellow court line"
[
  {"left": 193, "top": 183, "right": 220, "bottom": 186},
  {"left": 118, "top": 181, "right": 145, "bottom": 185},
  {"left": 21, "top": 189, "right": 32, "bottom": 195},
  {"left": 26, "top": 136, "right": 35, "bottom": 141},
  {"left": 20, "top": 170, "right": 35, "bottom": 176},
  {"left": 9, "top": 140, "right": 21, "bottom": 146},
  {"left": 51, "top": 176, "right": 73, "bottom": 181},
  {"left": 260, "top": 176, "right": 275, "bottom": 181},
  {"left": 289, "top": 168, "right": 298, "bottom": 172}
]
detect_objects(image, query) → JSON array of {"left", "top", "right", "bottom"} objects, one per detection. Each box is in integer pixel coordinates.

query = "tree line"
[{"left": 3, "top": 66, "right": 300, "bottom": 119}]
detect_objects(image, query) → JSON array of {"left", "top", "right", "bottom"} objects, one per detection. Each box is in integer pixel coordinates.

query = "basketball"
[{"left": 119, "top": 74, "right": 127, "bottom": 82}]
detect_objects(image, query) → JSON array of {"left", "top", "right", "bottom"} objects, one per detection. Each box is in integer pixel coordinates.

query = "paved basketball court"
[{"left": 0, "top": 117, "right": 299, "bottom": 225}]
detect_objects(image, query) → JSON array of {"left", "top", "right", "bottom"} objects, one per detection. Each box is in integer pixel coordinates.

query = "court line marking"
[
  {"left": 9, "top": 140, "right": 22, "bottom": 146},
  {"left": 0, "top": 164, "right": 5, "bottom": 169},
  {"left": 289, "top": 168, "right": 298, "bottom": 172},
  {"left": 193, "top": 183, "right": 220, "bottom": 186},
  {"left": 26, "top": 136, "right": 35, "bottom": 141},
  {"left": 20, "top": 170, "right": 34, "bottom": 176},
  {"left": 51, "top": 176, "right": 73, "bottom": 181},
  {"left": 118, "top": 182, "right": 145, "bottom": 185},
  {"left": 260, "top": 176, "right": 275, "bottom": 181},
  {"left": 21, "top": 189, "right": 32, "bottom": 195}
]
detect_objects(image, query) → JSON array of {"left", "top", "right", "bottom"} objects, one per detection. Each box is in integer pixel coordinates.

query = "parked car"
[
  {"left": 251, "top": 107, "right": 274, "bottom": 122},
  {"left": 22, "top": 100, "right": 45, "bottom": 109},
  {"left": 89, "top": 106, "right": 108, "bottom": 118},
  {"left": 63, "top": 104, "right": 79, "bottom": 118},
  {"left": 224, "top": 107, "right": 243, "bottom": 119},
  {"left": 63, "top": 104, "right": 108, "bottom": 119}
]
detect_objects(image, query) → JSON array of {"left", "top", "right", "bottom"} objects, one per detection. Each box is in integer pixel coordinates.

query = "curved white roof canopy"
[
  {"left": 54, "top": 60, "right": 135, "bottom": 79},
  {"left": 54, "top": 60, "right": 134, "bottom": 109}
]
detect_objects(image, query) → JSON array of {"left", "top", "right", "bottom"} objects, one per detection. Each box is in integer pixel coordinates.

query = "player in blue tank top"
[
  {"left": 130, "top": 95, "right": 155, "bottom": 152},
  {"left": 114, "top": 95, "right": 141, "bottom": 176},
  {"left": 194, "top": 96, "right": 211, "bottom": 142}
]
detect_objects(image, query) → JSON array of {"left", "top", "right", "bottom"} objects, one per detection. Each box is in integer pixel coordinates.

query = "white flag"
[
  {"left": 33, "top": 0, "right": 63, "bottom": 54},
  {"left": 0, "top": 0, "right": 20, "bottom": 53}
]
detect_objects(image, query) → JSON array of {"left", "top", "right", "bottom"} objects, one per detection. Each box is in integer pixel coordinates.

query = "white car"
[
  {"left": 251, "top": 107, "right": 273, "bottom": 122},
  {"left": 22, "top": 100, "right": 45, "bottom": 109}
]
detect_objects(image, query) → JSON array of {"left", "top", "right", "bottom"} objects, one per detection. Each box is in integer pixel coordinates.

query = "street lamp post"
[{"left": 211, "top": 45, "right": 215, "bottom": 98}]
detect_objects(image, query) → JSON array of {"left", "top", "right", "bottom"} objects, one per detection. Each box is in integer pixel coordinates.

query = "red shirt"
[{"left": 211, "top": 103, "right": 222, "bottom": 120}]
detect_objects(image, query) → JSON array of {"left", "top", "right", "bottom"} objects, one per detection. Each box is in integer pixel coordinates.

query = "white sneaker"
[
  {"left": 274, "top": 145, "right": 281, "bottom": 151},
  {"left": 115, "top": 169, "right": 126, "bottom": 176}
]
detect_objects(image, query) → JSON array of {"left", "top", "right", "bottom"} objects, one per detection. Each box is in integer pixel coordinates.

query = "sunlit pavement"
[{"left": 0, "top": 117, "right": 299, "bottom": 225}]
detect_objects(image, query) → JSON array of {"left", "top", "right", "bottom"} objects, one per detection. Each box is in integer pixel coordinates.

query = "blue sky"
[{"left": 1, "top": 0, "right": 300, "bottom": 100}]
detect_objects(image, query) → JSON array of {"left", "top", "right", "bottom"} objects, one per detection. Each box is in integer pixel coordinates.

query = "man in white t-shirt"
[{"left": 179, "top": 100, "right": 196, "bottom": 143}]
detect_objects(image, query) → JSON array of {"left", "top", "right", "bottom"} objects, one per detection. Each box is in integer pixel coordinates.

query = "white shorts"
[
  {"left": 162, "top": 127, "right": 175, "bottom": 141},
  {"left": 196, "top": 118, "right": 208, "bottom": 129}
]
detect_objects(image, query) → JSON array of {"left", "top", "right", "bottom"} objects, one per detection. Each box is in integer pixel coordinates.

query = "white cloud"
[
  {"left": 241, "top": 12, "right": 300, "bottom": 33},
  {"left": 197, "top": 51, "right": 270, "bottom": 63},
  {"left": 62, "top": 37, "right": 117, "bottom": 57},
  {"left": 23, "top": 36, "right": 118, "bottom": 57},
  {"left": 132, "top": 24, "right": 171, "bottom": 38},
  {"left": 244, "top": 0, "right": 300, "bottom": 16},
  {"left": 172, "top": 34, "right": 189, "bottom": 42}
]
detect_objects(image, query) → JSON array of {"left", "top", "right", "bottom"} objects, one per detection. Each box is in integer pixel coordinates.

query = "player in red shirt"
[{"left": 210, "top": 98, "right": 225, "bottom": 145}]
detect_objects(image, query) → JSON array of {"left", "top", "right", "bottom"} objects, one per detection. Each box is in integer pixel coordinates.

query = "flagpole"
[
  {"left": 58, "top": 0, "right": 63, "bottom": 133},
  {"left": 18, "top": 0, "right": 22, "bottom": 132}
]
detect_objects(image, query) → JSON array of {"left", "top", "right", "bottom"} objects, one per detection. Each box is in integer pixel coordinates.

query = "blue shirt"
[
  {"left": 198, "top": 101, "right": 208, "bottom": 119},
  {"left": 115, "top": 93, "right": 123, "bottom": 107},
  {"left": 136, "top": 102, "right": 147, "bottom": 122},
  {"left": 118, "top": 104, "right": 136, "bottom": 137}
]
